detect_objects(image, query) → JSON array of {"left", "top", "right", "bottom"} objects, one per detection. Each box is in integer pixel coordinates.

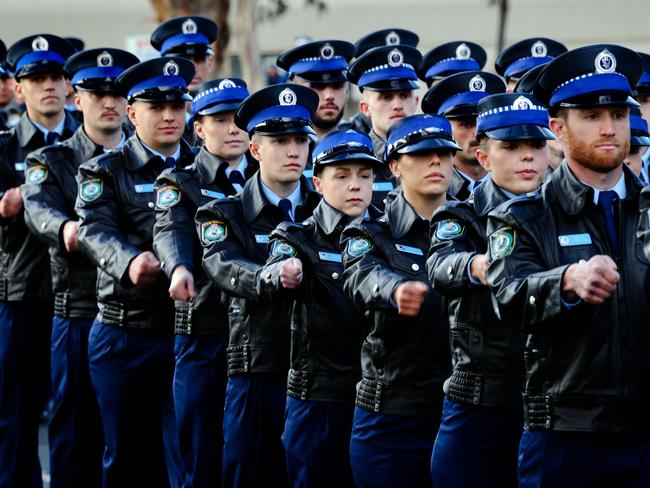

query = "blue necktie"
[
  {"left": 597, "top": 190, "right": 619, "bottom": 255},
  {"left": 164, "top": 157, "right": 176, "bottom": 168},
  {"left": 46, "top": 132, "right": 59, "bottom": 145},
  {"left": 278, "top": 198, "right": 293, "bottom": 222},
  {"left": 229, "top": 170, "right": 246, "bottom": 186}
]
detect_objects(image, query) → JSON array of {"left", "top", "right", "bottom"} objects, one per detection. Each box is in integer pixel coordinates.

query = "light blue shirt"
[
  {"left": 588, "top": 171, "right": 627, "bottom": 205},
  {"left": 225, "top": 155, "right": 249, "bottom": 193},
  {"left": 457, "top": 168, "right": 491, "bottom": 194},
  {"left": 31, "top": 116, "right": 65, "bottom": 141},
  {"left": 103, "top": 133, "right": 127, "bottom": 153},
  {"left": 260, "top": 179, "right": 302, "bottom": 220},
  {"left": 140, "top": 140, "right": 181, "bottom": 163}
]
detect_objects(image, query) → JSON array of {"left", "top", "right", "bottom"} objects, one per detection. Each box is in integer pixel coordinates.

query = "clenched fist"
[
  {"left": 169, "top": 265, "right": 196, "bottom": 301},
  {"left": 0, "top": 187, "right": 22, "bottom": 219},
  {"left": 562, "top": 255, "right": 619, "bottom": 305},
  {"left": 392, "top": 281, "right": 429, "bottom": 317},
  {"left": 128, "top": 251, "right": 161, "bottom": 286},
  {"left": 280, "top": 257, "right": 303, "bottom": 289}
]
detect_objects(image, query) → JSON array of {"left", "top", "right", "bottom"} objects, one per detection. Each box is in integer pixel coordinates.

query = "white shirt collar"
[
  {"left": 260, "top": 179, "right": 303, "bottom": 220},
  {"left": 31, "top": 116, "right": 65, "bottom": 139},
  {"left": 140, "top": 140, "right": 181, "bottom": 162},
  {"left": 587, "top": 171, "right": 627, "bottom": 205}
]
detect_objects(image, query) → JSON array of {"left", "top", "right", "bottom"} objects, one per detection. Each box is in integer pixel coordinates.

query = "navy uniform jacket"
[
  {"left": 341, "top": 189, "right": 450, "bottom": 416},
  {"left": 195, "top": 173, "right": 320, "bottom": 375},
  {"left": 428, "top": 177, "right": 524, "bottom": 407},
  {"left": 487, "top": 162, "right": 650, "bottom": 433},
  {"left": 153, "top": 147, "right": 257, "bottom": 335},
  {"left": 75, "top": 135, "right": 195, "bottom": 331},
  {"left": 0, "top": 111, "right": 78, "bottom": 301}
]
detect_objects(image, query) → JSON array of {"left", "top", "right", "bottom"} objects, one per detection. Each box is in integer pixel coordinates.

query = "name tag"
[
  {"left": 14, "top": 162, "right": 25, "bottom": 171},
  {"left": 395, "top": 243, "right": 424, "bottom": 255},
  {"left": 134, "top": 183, "right": 154, "bottom": 193},
  {"left": 318, "top": 251, "right": 342, "bottom": 263},
  {"left": 255, "top": 234, "right": 269, "bottom": 244},
  {"left": 373, "top": 182, "right": 394, "bottom": 192},
  {"left": 303, "top": 169, "right": 314, "bottom": 178},
  {"left": 201, "top": 189, "right": 225, "bottom": 199},
  {"left": 558, "top": 233, "right": 592, "bottom": 247}
]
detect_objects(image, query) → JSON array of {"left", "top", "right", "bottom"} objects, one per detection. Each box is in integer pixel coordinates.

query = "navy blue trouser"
[
  {"left": 0, "top": 301, "right": 51, "bottom": 488},
  {"left": 88, "top": 320, "right": 183, "bottom": 488},
  {"left": 48, "top": 316, "right": 103, "bottom": 488},
  {"left": 349, "top": 406, "right": 440, "bottom": 488},
  {"left": 431, "top": 396, "right": 523, "bottom": 487},
  {"left": 282, "top": 396, "right": 355, "bottom": 488},
  {"left": 222, "top": 374, "right": 288, "bottom": 488},
  {"left": 519, "top": 430, "right": 650, "bottom": 488},
  {"left": 173, "top": 334, "right": 227, "bottom": 488}
]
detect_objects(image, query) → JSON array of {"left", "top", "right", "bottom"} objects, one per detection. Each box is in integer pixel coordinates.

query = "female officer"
[{"left": 341, "top": 114, "right": 458, "bottom": 487}]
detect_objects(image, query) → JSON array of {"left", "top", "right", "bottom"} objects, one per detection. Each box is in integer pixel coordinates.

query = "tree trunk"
[{"left": 237, "top": 0, "right": 265, "bottom": 91}]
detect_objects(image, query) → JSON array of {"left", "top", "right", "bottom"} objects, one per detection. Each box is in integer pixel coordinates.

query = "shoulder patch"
[
  {"left": 156, "top": 185, "right": 181, "bottom": 208},
  {"left": 270, "top": 240, "right": 297, "bottom": 257},
  {"left": 489, "top": 227, "right": 516, "bottom": 259},
  {"left": 435, "top": 219, "right": 465, "bottom": 240},
  {"left": 200, "top": 220, "right": 227, "bottom": 245},
  {"left": 346, "top": 237, "right": 374, "bottom": 258},
  {"left": 26, "top": 164, "right": 48, "bottom": 184},
  {"left": 79, "top": 178, "right": 103, "bottom": 202}
]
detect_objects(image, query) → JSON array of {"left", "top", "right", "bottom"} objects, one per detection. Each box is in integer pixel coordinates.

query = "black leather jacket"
[
  {"left": 196, "top": 173, "right": 320, "bottom": 375},
  {"left": 0, "top": 111, "right": 79, "bottom": 301},
  {"left": 428, "top": 178, "right": 524, "bottom": 407},
  {"left": 341, "top": 190, "right": 450, "bottom": 416},
  {"left": 447, "top": 166, "right": 475, "bottom": 202},
  {"left": 257, "top": 200, "right": 380, "bottom": 402},
  {"left": 22, "top": 127, "right": 116, "bottom": 318},
  {"left": 153, "top": 147, "right": 257, "bottom": 335},
  {"left": 487, "top": 162, "right": 650, "bottom": 434},
  {"left": 76, "top": 135, "right": 195, "bottom": 331}
]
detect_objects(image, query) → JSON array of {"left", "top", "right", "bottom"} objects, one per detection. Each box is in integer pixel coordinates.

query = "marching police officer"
[
  {"left": 195, "top": 83, "right": 320, "bottom": 487},
  {"left": 495, "top": 38, "right": 567, "bottom": 92},
  {"left": 428, "top": 92, "right": 554, "bottom": 487},
  {"left": 0, "top": 33, "right": 78, "bottom": 488},
  {"left": 487, "top": 45, "right": 650, "bottom": 486},
  {"left": 347, "top": 44, "right": 423, "bottom": 208},
  {"left": 75, "top": 56, "right": 196, "bottom": 488},
  {"left": 341, "top": 114, "right": 456, "bottom": 487},
  {"left": 419, "top": 40, "right": 487, "bottom": 88},
  {"left": 256, "top": 129, "right": 382, "bottom": 487},
  {"left": 422, "top": 70, "right": 505, "bottom": 200},
  {"left": 277, "top": 40, "right": 355, "bottom": 140},
  {"left": 152, "top": 77, "right": 252, "bottom": 488},
  {"left": 21, "top": 46, "right": 138, "bottom": 488}
]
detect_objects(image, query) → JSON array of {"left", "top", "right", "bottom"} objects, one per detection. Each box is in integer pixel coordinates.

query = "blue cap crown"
[
  {"left": 191, "top": 78, "right": 249, "bottom": 116},
  {"left": 476, "top": 93, "right": 553, "bottom": 140},
  {"left": 385, "top": 114, "right": 460, "bottom": 161}
]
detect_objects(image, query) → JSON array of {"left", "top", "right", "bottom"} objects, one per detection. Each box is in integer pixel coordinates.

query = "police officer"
[
  {"left": 195, "top": 83, "right": 320, "bottom": 487},
  {"left": 495, "top": 38, "right": 567, "bottom": 92},
  {"left": 626, "top": 104, "right": 650, "bottom": 181},
  {"left": 422, "top": 70, "right": 505, "bottom": 200},
  {"left": 341, "top": 114, "right": 455, "bottom": 487},
  {"left": 419, "top": 40, "right": 487, "bottom": 88},
  {"left": 152, "top": 77, "right": 251, "bottom": 488},
  {"left": 343, "top": 28, "right": 419, "bottom": 136},
  {"left": 277, "top": 40, "right": 355, "bottom": 140},
  {"left": 21, "top": 47, "right": 138, "bottom": 488},
  {"left": 428, "top": 92, "right": 554, "bottom": 487},
  {"left": 347, "top": 44, "right": 423, "bottom": 208},
  {"left": 487, "top": 45, "right": 650, "bottom": 486},
  {"left": 256, "top": 129, "right": 382, "bottom": 487},
  {"left": 634, "top": 52, "right": 650, "bottom": 179},
  {"left": 0, "top": 34, "right": 77, "bottom": 488},
  {"left": 75, "top": 56, "right": 196, "bottom": 488}
]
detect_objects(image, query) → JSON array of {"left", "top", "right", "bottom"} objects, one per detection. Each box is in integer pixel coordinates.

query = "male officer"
[
  {"left": 195, "top": 83, "right": 320, "bottom": 487},
  {"left": 347, "top": 44, "right": 422, "bottom": 207},
  {"left": 626, "top": 104, "right": 650, "bottom": 180},
  {"left": 634, "top": 52, "right": 650, "bottom": 179},
  {"left": 495, "top": 38, "right": 567, "bottom": 92},
  {"left": 21, "top": 47, "right": 138, "bottom": 488},
  {"left": 153, "top": 77, "right": 251, "bottom": 488},
  {"left": 487, "top": 45, "right": 650, "bottom": 486},
  {"left": 0, "top": 34, "right": 77, "bottom": 488},
  {"left": 422, "top": 70, "right": 505, "bottom": 200},
  {"left": 277, "top": 40, "right": 355, "bottom": 140},
  {"left": 419, "top": 40, "right": 487, "bottom": 88},
  {"left": 75, "top": 56, "right": 195, "bottom": 488}
]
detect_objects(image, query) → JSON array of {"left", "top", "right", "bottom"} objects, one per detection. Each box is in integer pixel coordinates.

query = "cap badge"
[
  {"left": 456, "top": 43, "right": 471, "bottom": 60},
  {"left": 469, "top": 74, "right": 486, "bottom": 92},
  {"left": 595, "top": 49, "right": 616, "bottom": 74},
  {"left": 513, "top": 95, "right": 534, "bottom": 110},
  {"left": 163, "top": 60, "right": 179, "bottom": 76},
  {"left": 97, "top": 51, "right": 114, "bottom": 67},
  {"left": 182, "top": 19, "right": 198, "bottom": 34},
  {"left": 218, "top": 79, "right": 237, "bottom": 89},
  {"left": 279, "top": 87, "right": 297, "bottom": 106},
  {"left": 531, "top": 41, "right": 548, "bottom": 58},
  {"left": 387, "top": 49, "right": 404, "bottom": 68},
  {"left": 32, "top": 36, "right": 49, "bottom": 52},
  {"left": 386, "top": 31, "right": 400, "bottom": 45},
  {"left": 320, "top": 43, "right": 335, "bottom": 60}
]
